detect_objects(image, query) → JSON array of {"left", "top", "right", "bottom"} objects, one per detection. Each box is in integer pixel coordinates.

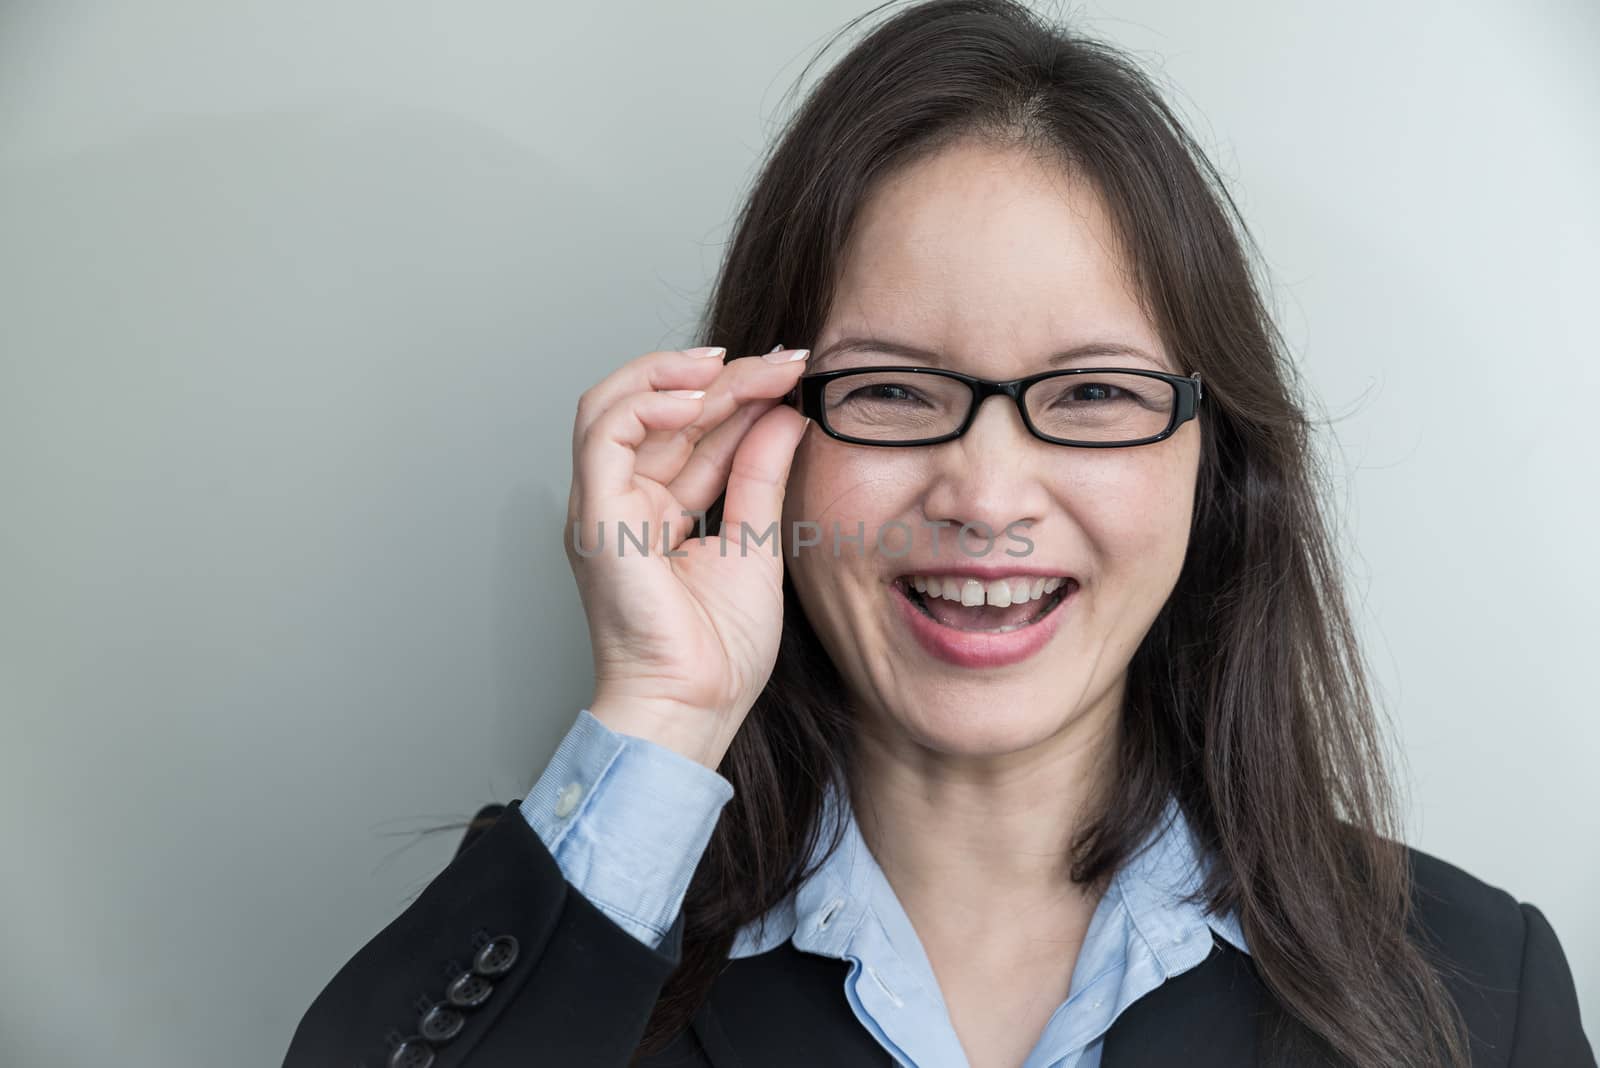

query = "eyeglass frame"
[{"left": 786, "top": 365, "right": 1205, "bottom": 448}]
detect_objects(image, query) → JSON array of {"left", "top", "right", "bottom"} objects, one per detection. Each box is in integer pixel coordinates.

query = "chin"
[{"left": 876, "top": 687, "right": 1077, "bottom": 758}]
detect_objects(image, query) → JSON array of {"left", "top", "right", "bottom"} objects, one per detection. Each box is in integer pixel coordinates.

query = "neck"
[{"left": 846, "top": 688, "right": 1123, "bottom": 948}]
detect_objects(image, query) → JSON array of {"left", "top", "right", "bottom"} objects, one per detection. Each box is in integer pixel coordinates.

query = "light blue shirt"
[{"left": 521, "top": 709, "right": 1251, "bottom": 1068}]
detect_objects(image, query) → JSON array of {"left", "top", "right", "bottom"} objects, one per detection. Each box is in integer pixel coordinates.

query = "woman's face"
[{"left": 782, "top": 138, "right": 1201, "bottom": 762}]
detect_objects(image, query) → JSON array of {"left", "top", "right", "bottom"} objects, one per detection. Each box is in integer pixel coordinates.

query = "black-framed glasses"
[{"left": 787, "top": 366, "right": 1204, "bottom": 447}]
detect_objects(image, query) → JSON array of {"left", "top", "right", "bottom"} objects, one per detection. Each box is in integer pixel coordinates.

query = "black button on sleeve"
[
  {"left": 386, "top": 1037, "right": 435, "bottom": 1068},
  {"left": 472, "top": 934, "right": 519, "bottom": 977},
  {"left": 418, "top": 1002, "right": 466, "bottom": 1043},
  {"left": 444, "top": 970, "right": 494, "bottom": 1009}
]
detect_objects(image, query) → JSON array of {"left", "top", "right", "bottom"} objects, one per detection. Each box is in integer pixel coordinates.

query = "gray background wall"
[{"left": 1, "top": 2, "right": 1594, "bottom": 1064}]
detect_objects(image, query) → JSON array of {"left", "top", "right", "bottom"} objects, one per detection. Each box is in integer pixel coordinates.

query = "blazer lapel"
[
  {"left": 1101, "top": 935, "right": 1264, "bottom": 1068},
  {"left": 692, "top": 934, "right": 1296, "bottom": 1068},
  {"left": 693, "top": 942, "right": 897, "bottom": 1067}
]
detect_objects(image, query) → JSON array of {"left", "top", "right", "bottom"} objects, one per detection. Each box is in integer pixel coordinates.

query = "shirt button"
[{"left": 554, "top": 783, "right": 584, "bottom": 817}]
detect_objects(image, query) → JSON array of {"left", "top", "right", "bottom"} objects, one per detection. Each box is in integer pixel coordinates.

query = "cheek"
[
  {"left": 1072, "top": 449, "right": 1198, "bottom": 581},
  {"left": 780, "top": 442, "right": 865, "bottom": 608},
  {"left": 782, "top": 439, "right": 916, "bottom": 543},
  {"left": 1088, "top": 454, "right": 1203, "bottom": 588},
  {"left": 781, "top": 442, "right": 917, "bottom": 618}
]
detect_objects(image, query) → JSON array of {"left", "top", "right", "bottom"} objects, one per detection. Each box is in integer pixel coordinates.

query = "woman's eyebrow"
[
  {"left": 812, "top": 336, "right": 1166, "bottom": 369},
  {"left": 812, "top": 337, "right": 940, "bottom": 363},
  {"left": 1045, "top": 342, "right": 1168, "bottom": 370}
]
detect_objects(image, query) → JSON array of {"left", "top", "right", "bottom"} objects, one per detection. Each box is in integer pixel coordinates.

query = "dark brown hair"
[{"left": 465, "top": 2, "right": 1472, "bottom": 1064}]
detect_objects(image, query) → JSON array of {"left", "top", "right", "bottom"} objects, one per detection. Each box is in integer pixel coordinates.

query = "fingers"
[
  {"left": 570, "top": 345, "right": 811, "bottom": 541},
  {"left": 663, "top": 395, "right": 781, "bottom": 514},
  {"left": 575, "top": 389, "right": 709, "bottom": 511},
  {"left": 572, "top": 347, "right": 728, "bottom": 457},
  {"left": 633, "top": 349, "right": 810, "bottom": 486},
  {"left": 719, "top": 404, "right": 811, "bottom": 541}
]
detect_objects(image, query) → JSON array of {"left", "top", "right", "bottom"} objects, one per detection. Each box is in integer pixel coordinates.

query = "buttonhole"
[{"left": 866, "top": 965, "right": 904, "bottom": 1008}]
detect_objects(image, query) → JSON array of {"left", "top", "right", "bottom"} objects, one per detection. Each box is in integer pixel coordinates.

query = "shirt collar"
[{"left": 728, "top": 779, "right": 1250, "bottom": 964}]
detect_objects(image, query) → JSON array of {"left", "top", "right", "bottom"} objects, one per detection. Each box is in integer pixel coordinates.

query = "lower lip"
[{"left": 892, "top": 580, "right": 1074, "bottom": 669}]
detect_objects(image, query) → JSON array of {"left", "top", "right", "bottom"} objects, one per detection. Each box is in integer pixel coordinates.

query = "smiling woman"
[{"left": 283, "top": 2, "right": 1592, "bottom": 1066}]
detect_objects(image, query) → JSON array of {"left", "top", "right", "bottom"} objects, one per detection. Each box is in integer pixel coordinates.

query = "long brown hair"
[{"left": 464, "top": 2, "right": 1473, "bottom": 1064}]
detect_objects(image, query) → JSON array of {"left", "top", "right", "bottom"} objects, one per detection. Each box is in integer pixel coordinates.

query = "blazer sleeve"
[
  {"left": 1508, "top": 902, "right": 1596, "bottom": 1067},
  {"left": 280, "top": 798, "right": 690, "bottom": 1068}
]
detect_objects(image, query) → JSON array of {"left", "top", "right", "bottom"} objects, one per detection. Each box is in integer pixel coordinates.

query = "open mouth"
[{"left": 893, "top": 574, "right": 1076, "bottom": 633}]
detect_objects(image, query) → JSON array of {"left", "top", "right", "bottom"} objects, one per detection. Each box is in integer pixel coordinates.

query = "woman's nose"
[{"left": 918, "top": 395, "right": 1052, "bottom": 550}]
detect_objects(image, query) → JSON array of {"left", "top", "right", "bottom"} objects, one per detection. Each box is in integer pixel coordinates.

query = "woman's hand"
[{"left": 565, "top": 345, "right": 812, "bottom": 770}]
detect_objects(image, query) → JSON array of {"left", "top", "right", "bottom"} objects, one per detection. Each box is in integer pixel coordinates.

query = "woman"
[{"left": 283, "top": 2, "right": 1593, "bottom": 1066}]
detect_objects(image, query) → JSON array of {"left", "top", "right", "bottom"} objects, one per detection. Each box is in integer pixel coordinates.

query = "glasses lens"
[
  {"left": 820, "top": 370, "right": 970, "bottom": 441},
  {"left": 1024, "top": 372, "right": 1177, "bottom": 443}
]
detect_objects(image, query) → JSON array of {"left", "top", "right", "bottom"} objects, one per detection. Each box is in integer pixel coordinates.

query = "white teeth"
[{"left": 904, "top": 575, "right": 1071, "bottom": 608}]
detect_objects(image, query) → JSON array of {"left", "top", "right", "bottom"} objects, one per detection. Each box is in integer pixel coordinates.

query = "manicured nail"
[
  {"left": 769, "top": 344, "right": 784, "bottom": 353},
  {"left": 762, "top": 348, "right": 810, "bottom": 364},
  {"left": 684, "top": 346, "right": 726, "bottom": 359},
  {"left": 662, "top": 389, "right": 706, "bottom": 398}
]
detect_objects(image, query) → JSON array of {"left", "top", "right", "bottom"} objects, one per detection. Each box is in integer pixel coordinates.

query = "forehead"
[{"left": 824, "top": 139, "right": 1164, "bottom": 368}]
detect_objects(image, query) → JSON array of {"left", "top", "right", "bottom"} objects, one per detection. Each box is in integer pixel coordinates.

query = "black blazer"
[{"left": 283, "top": 800, "right": 1595, "bottom": 1067}]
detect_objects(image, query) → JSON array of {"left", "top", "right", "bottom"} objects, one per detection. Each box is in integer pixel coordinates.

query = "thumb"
[{"left": 719, "top": 405, "right": 809, "bottom": 543}]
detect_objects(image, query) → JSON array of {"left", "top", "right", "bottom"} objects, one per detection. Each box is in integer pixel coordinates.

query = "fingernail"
[
  {"left": 684, "top": 346, "right": 726, "bottom": 359},
  {"left": 769, "top": 344, "right": 784, "bottom": 353},
  {"left": 662, "top": 389, "right": 706, "bottom": 398},
  {"left": 762, "top": 347, "right": 810, "bottom": 364}
]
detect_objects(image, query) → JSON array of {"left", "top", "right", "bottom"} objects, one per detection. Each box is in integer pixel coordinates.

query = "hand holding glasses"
[
  {"left": 567, "top": 343, "right": 813, "bottom": 771},
  {"left": 787, "top": 366, "right": 1204, "bottom": 447}
]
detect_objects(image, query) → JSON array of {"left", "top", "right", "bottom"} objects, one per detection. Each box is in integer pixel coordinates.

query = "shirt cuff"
[{"left": 520, "top": 708, "right": 735, "bottom": 948}]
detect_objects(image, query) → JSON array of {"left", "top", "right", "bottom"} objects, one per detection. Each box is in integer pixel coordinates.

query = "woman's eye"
[
  {"left": 1048, "top": 382, "right": 1123, "bottom": 405},
  {"left": 846, "top": 383, "right": 922, "bottom": 403}
]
